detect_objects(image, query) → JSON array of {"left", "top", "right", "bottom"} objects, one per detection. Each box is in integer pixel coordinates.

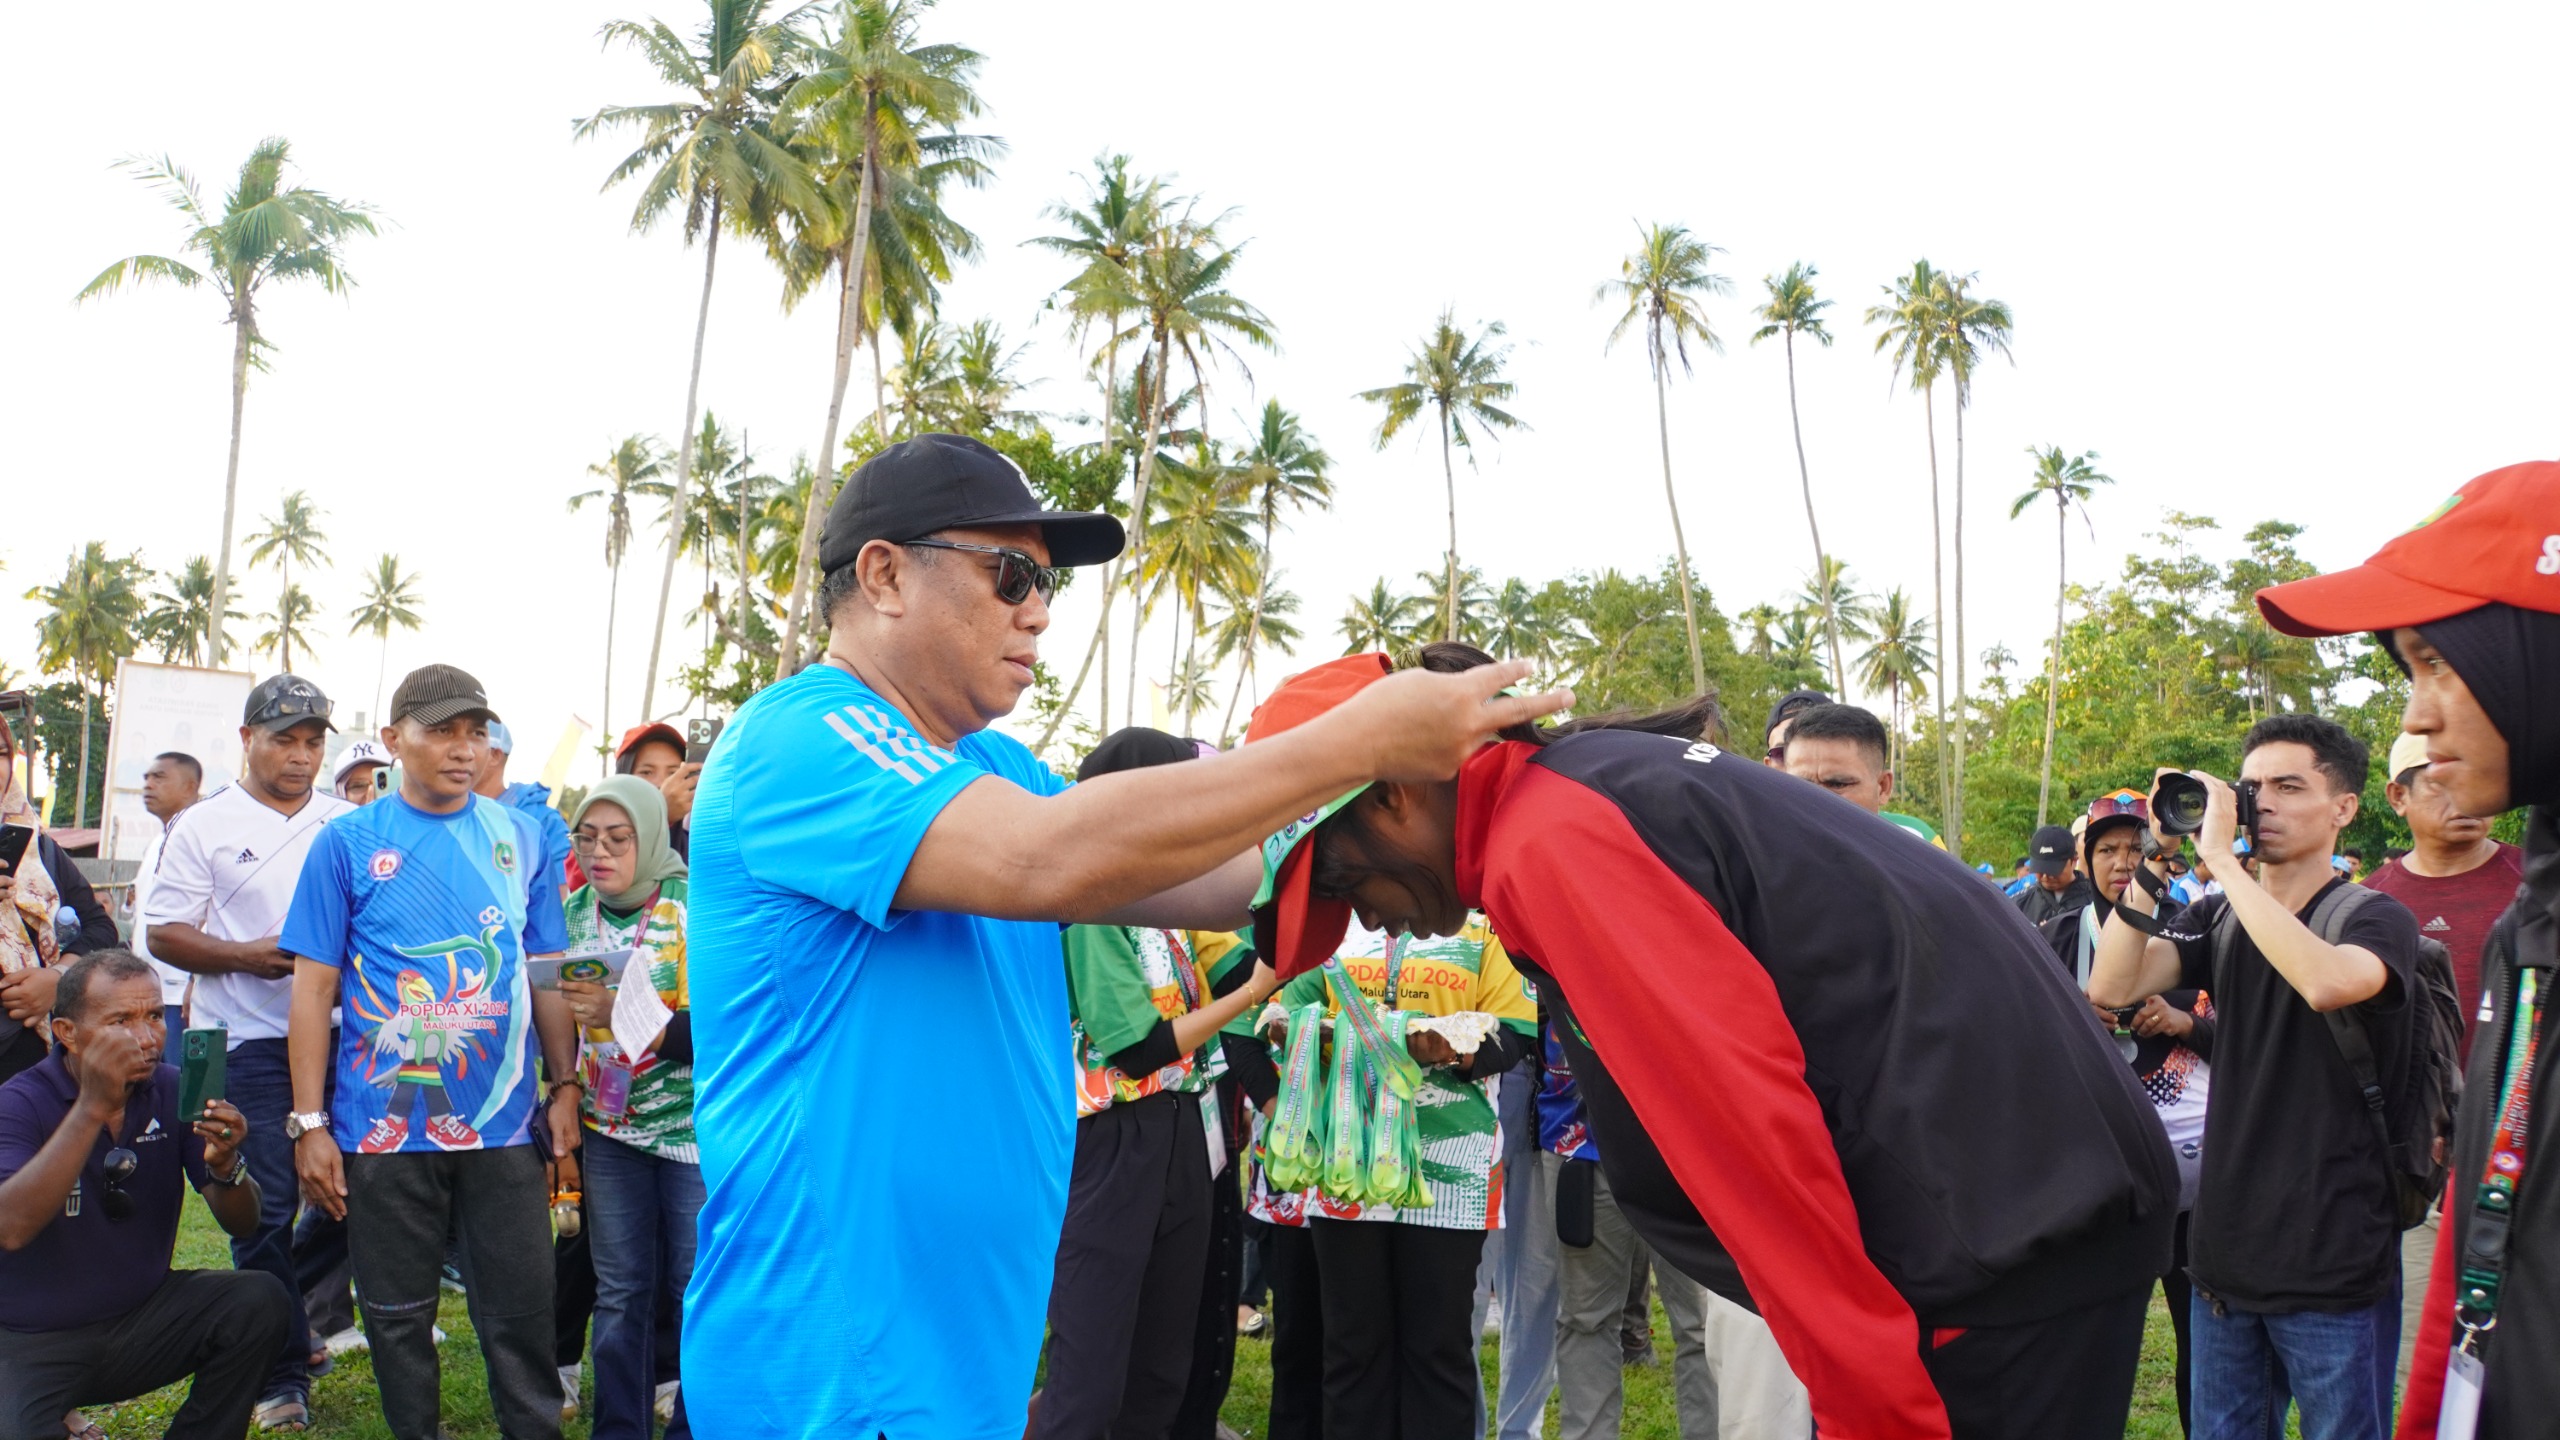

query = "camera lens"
[{"left": 2153, "top": 774, "right": 2210, "bottom": 837}]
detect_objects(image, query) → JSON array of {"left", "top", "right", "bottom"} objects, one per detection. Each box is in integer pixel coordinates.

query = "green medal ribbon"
[{"left": 1263, "top": 1002, "right": 1331, "bottom": 1193}]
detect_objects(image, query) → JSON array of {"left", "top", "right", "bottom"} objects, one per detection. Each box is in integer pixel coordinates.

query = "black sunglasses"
[
  {"left": 100, "top": 1147, "right": 138, "bottom": 1221},
  {"left": 900, "top": 539, "right": 1060, "bottom": 605}
]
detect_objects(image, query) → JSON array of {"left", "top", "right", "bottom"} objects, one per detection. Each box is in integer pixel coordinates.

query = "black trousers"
[
  {"left": 347, "top": 1146, "right": 560, "bottom": 1440},
  {"left": 1033, "top": 1091, "right": 1211, "bottom": 1440},
  {"left": 1168, "top": 1137, "right": 1243, "bottom": 1439},
  {"left": 0, "top": 1269, "right": 292, "bottom": 1440},
  {"left": 2162, "top": 1211, "right": 2194, "bottom": 1439},
  {"left": 1308, "top": 1219, "right": 1486, "bottom": 1440},
  {"left": 1264, "top": 1224, "right": 1325, "bottom": 1440},
  {"left": 1919, "top": 1283, "right": 2154, "bottom": 1440}
]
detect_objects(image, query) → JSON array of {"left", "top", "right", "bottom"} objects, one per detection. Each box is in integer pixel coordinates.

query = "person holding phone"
[
  {"left": 554, "top": 775, "right": 696, "bottom": 1440},
  {"left": 0, "top": 949, "right": 290, "bottom": 1440},
  {"left": 613, "top": 725, "right": 697, "bottom": 861}
]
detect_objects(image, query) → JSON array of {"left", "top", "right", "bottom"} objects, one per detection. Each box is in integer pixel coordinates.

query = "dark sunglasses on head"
[
  {"left": 2087, "top": 789, "right": 2149, "bottom": 822},
  {"left": 900, "top": 539, "right": 1060, "bottom": 605},
  {"left": 100, "top": 1147, "right": 138, "bottom": 1222}
]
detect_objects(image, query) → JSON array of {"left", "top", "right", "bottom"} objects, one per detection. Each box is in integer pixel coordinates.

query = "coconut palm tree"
[
  {"left": 1209, "top": 574, "right": 1301, "bottom": 740},
  {"left": 772, "top": 0, "right": 998, "bottom": 672},
  {"left": 2012, "top": 445, "right": 2112, "bottom": 825},
  {"left": 1109, "top": 208, "right": 1276, "bottom": 726},
  {"left": 571, "top": 435, "right": 668, "bottom": 752},
  {"left": 28, "top": 543, "right": 149, "bottom": 828},
  {"left": 579, "top": 0, "right": 820, "bottom": 721},
  {"left": 1340, "top": 579, "right": 1429, "bottom": 660},
  {"left": 244, "top": 490, "right": 330, "bottom": 671},
  {"left": 1598, "top": 223, "right": 1728, "bottom": 694},
  {"left": 1483, "top": 577, "right": 1561, "bottom": 669},
  {"left": 1137, "top": 455, "right": 1255, "bottom": 732},
  {"left": 1225, "top": 399, "right": 1332, "bottom": 719},
  {"left": 945, "top": 318, "right": 1030, "bottom": 434},
  {"left": 1797, "top": 557, "right": 1875, "bottom": 672},
  {"left": 886, "top": 319, "right": 960, "bottom": 433},
  {"left": 1738, "top": 603, "right": 1783, "bottom": 660},
  {"left": 1856, "top": 588, "right": 1932, "bottom": 778},
  {"left": 1358, "top": 310, "right": 1525, "bottom": 641},
  {"left": 1866, "top": 262, "right": 1957, "bottom": 836},
  {"left": 256, "top": 585, "right": 320, "bottom": 676},
  {"left": 1751, "top": 262, "right": 1842, "bottom": 690},
  {"left": 347, "top": 555, "right": 425, "bottom": 720},
  {"left": 140, "top": 557, "right": 239, "bottom": 667},
  {"left": 1938, "top": 271, "right": 2014, "bottom": 853},
  {"left": 1028, "top": 154, "right": 1165, "bottom": 739},
  {"left": 78, "top": 139, "right": 376, "bottom": 665}
]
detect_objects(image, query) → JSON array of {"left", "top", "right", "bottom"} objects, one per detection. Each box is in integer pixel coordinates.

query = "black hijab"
[{"left": 2414, "top": 602, "right": 2560, "bottom": 809}]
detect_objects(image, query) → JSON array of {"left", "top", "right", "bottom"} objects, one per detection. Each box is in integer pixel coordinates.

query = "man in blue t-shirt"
[
  {"left": 280, "top": 665, "right": 578, "bottom": 1440},
  {"left": 681, "top": 433, "right": 1573, "bottom": 1439}
]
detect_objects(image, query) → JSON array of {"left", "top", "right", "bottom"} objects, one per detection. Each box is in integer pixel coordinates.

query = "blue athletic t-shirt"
[
  {"left": 682, "top": 664, "right": 1074, "bottom": 1440},
  {"left": 279, "top": 793, "right": 567, "bottom": 1155}
]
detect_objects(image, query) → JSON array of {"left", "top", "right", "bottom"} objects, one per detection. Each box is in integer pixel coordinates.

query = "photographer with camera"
[{"left": 2089, "top": 716, "right": 2422, "bottom": 1440}]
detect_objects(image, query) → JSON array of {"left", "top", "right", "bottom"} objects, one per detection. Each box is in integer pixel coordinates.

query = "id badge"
[
  {"left": 588, "top": 1044, "right": 635, "bottom": 1121},
  {"left": 1201, "top": 1093, "right": 1227, "bottom": 1182},
  {"left": 2438, "top": 1347, "right": 2483, "bottom": 1440}
]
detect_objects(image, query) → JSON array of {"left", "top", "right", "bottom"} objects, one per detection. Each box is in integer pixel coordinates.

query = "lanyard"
[
  {"left": 1162, "top": 930, "right": 1202, "bottom": 1011},
  {"left": 1382, "top": 935, "right": 1409, "bottom": 1008},
  {"left": 2458, "top": 967, "right": 2540, "bottom": 1347}
]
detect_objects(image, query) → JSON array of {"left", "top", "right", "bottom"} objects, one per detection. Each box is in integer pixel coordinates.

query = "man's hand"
[
  {"left": 195, "top": 1098, "right": 248, "bottom": 1175},
  {"left": 2185, "top": 770, "right": 2242, "bottom": 874},
  {"left": 296, "top": 1130, "right": 348, "bottom": 1221},
  {"left": 1407, "top": 1030, "right": 1461, "bottom": 1068},
  {"left": 558, "top": 978, "right": 612, "bottom": 1032},
  {"left": 0, "top": 968, "right": 61, "bottom": 1025},
  {"left": 661, "top": 762, "right": 701, "bottom": 825},
  {"left": 547, "top": 1087, "right": 584, "bottom": 1168},
  {"left": 72, "top": 1022, "right": 154, "bottom": 1123},
  {"left": 233, "top": 943, "right": 297, "bottom": 982},
  {"left": 2129, "top": 995, "right": 2194, "bottom": 1040},
  {"left": 1336, "top": 660, "right": 1575, "bottom": 784}
]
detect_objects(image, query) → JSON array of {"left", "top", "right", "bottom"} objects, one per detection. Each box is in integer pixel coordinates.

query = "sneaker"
[
  {"left": 439, "top": 1262, "right": 466, "bottom": 1293},
  {"left": 431, "top": 1325, "right": 447, "bottom": 1345},
  {"left": 322, "top": 1327, "right": 370, "bottom": 1357},
  {"left": 559, "top": 1365, "right": 582, "bottom": 1423},
  {"left": 423, "top": 1114, "right": 483, "bottom": 1151},
  {"left": 357, "top": 1116, "right": 410, "bottom": 1154},
  {"left": 654, "top": 1381, "right": 680, "bottom": 1425}
]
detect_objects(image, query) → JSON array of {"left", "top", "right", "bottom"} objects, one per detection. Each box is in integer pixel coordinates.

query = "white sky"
[{"left": 9, "top": 1, "right": 2557, "bottom": 782}]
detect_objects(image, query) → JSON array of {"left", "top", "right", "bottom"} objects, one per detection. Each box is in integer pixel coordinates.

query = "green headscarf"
[{"left": 572, "top": 774, "right": 688, "bottom": 912}]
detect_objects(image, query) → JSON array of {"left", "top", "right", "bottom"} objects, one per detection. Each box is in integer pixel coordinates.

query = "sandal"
[{"left": 253, "top": 1395, "right": 310, "bottom": 1432}]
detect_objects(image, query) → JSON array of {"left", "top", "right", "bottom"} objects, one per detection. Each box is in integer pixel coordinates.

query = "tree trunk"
[
  {"left": 642, "top": 207, "right": 723, "bottom": 721},
  {"left": 375, "top": 635, "right": 389, "bottom": 725},
  {"left": 1124, "top": 332, "right": 1171, "bottom": 727},
  {"left": 780, "top": 231, "right": 865, "bottom": 676},
  {"left": 1785, "top": 331, "right": 1843, "bottom": 695},
  {"left": 1949, "top": 394, "right": 1971, "bottom": 862},
  {"left": 1921, "top": 382, "right": 1949, "bottom": 833},
  {"left": 1035, "top": 325, "right": 1127, "bottom": 752},
  {"left": 734, "top": 450, "right": 755, "bottom": 671},
  {"left": 1438, "top": 410, "right": 1459, "bottom": 641},
  {"left": 1651, "top": 338, "right": 1706, "bottom": 696},
  {"left": 601, "top": 556, "right": 621, "bottom": 777},
  {"left": 1222, "top": 508, "right": 1275, "bottom": 741},
  {"left": 870, "top": 324, "right": 889, "bottom": 445},
  {"left": 210, "top": 316, "right": 252, "bottom": 668},
  {"left": 2037, "top": 496, "right": 2066, "bottom": 827},
  {"left": 74, "top": 670, "right": 92, "bottom": 831}
]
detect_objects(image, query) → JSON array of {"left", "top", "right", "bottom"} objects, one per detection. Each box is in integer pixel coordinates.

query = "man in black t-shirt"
[{"left": 2090, "top": 715, "right": 2420, "bottom": 1440}]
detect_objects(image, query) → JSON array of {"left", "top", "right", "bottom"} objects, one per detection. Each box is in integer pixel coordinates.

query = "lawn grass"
[{"left": 98, "top": 1206, "right": 2197, "bottom": 1438}]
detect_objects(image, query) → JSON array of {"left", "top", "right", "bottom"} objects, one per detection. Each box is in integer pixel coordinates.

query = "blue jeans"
[
  {"left": 2191, "top": 1270, "right": 2400, "bottom": 1440},
  {"left": 1492, "top": 1073, "right": 1560, "bottom": 1440},
  {"left": 228, "top": 1037, "right": 313, "bottom": 1403},
  {"left": 585, "top": 1130, "right": 702, "bottom": 1440}
]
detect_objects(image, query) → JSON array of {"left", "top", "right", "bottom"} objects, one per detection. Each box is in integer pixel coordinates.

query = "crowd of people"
[{"left": 0, "top": 439, "right": 2550, "bottom": 1440}]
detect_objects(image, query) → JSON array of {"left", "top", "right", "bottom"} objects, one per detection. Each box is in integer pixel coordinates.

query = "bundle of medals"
[{"left": 1259, "top": 958, "right": 1433, "bottom": 1211}]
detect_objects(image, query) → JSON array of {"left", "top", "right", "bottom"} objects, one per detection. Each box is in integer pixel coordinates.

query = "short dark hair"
[
  {"left": 1781, "top": 703, "right": 1889, "bottom": 771},
  {"left": 819, "top": 560, "right": 863, "bottom": 629},
  {"left": 54, "top": 950, "right": 160, "bottom": 1024},
  {"left": 2241, "top": 714, "right": 2369, "bottom": 796},
  {"left": 2342, "top": 846, "right": 2364, "bottom": 860},
  {"left": 152, "top": 751, "right": 202, "bottom": 785}
]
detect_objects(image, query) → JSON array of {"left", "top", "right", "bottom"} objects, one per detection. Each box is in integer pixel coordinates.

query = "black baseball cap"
[
  {"left": 243, "top": 674, "right": 335, "bottom": 734},
  {"left": 1764, "top": 688, "right": 1833, "bottom": 743},
  {"left": 2026, "top": 823, "right": 2075, "bottom": 876},
  {"left": 386, "top": 664, "right": 501, "bottom": 728},
  {"left": 818, "top": 432, "right": 1124, "bottom": 573}
]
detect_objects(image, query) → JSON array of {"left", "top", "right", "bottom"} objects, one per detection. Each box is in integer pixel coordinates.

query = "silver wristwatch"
[{"left": 284, "top": 1111, "right": 330, "bottom": 1140}]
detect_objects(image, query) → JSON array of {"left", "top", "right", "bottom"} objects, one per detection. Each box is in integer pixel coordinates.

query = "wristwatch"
[
  {"left": 207, "top": 1153, "right": 250, "bottom": 1188},
  {"left": 284, "top": 1111, "right": 330, "bottom": 1140}
]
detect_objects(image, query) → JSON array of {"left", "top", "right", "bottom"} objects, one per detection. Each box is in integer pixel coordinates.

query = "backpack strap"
[{"left": 2304, "top": 886, "right": 2400, "bottom": 1173}]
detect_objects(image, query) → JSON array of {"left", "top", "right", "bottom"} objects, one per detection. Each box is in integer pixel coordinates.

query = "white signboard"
[{"left": 100, "top": 659, "right": 256, "bottom": 866}]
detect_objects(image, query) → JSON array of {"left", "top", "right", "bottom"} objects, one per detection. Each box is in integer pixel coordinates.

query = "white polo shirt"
[
  {"left": 143, "top": 782, "right": 352, "bottom": 1046},
  {"left": 130, "top": 826, "right": 190, "bottom": 1006}
]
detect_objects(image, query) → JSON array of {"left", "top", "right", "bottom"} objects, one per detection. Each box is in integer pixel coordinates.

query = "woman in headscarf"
[
  {"left": 2253, "top": 460, "right": 2559, "bottom": 1440},
  {"left": 555, "top": 775, "right": 698, "bottom": 1440},
  {"left": 0, "top": 713, "right": 71, "bottom": 1082}
]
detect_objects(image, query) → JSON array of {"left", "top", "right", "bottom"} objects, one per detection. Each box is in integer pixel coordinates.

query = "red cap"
[
  {"left": 616, "top": 723, "right": 686, "bottom": 764},
  {"left": 1242, "top": 653, "right": 1395, "bottom": 979},
  {"left": 2255, "top": 461, "right": 2560, "bottom": 637}
]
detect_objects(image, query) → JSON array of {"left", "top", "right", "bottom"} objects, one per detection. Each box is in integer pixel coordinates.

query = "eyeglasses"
[
  {"left": 900, "top": 540, "right": 1060, "bottom": 606},
  {"left": 2086, "top": 789, "right": 2149, "bottom": 822},
  {"left": 100, "top": 1147, "right": 138, "bottom": 1222},
  {"left": 572, "top": 829, "right": 638, "bottom": 856}
]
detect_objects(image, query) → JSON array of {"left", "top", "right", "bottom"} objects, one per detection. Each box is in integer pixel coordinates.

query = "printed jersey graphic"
[{"left": 279, "top": 794, "right": 565, "bottom": 1155}]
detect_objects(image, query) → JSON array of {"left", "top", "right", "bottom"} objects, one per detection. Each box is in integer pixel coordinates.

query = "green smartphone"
[{"left": 178, "top": 1028, "right": 227, "bottom": 1123}]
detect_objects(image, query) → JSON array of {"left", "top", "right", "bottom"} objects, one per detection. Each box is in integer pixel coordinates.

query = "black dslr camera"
[{"left": 2152, "top": 772, "right": 2259, "bottom": 849}]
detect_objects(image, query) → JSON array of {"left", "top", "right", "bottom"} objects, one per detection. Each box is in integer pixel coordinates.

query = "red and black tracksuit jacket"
[{"left": 1453, "top": 732, "right": 2178, "bottom": 1437}]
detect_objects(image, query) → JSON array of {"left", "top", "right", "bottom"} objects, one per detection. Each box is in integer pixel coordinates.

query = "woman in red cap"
[
  {"left": 1245, "top": 643, "right": 2180, "bottom": 1440},
  {"left": 2253, "top": 460, "right": 2560, "bottom": 1440}
]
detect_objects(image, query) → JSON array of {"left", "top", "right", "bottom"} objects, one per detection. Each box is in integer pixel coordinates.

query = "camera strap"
[{"left": 2111, "top": 865, "right": 2170, "bottom": 936}]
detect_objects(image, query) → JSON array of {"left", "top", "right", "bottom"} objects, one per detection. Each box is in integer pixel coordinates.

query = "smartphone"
[
  {"left": 0, "top": 822, "right": 31, "bottom": 876},
  {"left": 684, "top": 717, "right": 724, "bottom": 765},
  {"left": 179, "top": 1028, "right": 227, "bottom": 1122}
]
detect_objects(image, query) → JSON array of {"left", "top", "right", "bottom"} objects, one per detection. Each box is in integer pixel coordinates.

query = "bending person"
[{"left": 1245, "top": 641, "right": 2178, "bottom": 1440}]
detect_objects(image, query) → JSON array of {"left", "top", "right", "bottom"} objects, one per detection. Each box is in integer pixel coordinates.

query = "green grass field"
[{"left": 95, "top": 1205, "right": 2195, "bottom": 1438}]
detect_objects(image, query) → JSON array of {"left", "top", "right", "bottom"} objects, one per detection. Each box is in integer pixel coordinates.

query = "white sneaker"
[
  {"left": 322, "top": 1327, "right": 369, "bottom": 1357},
  {"left": 431, "top": 1325, "right": 447, "bottom": 1345},
  {"left": 654, "top": 1380, "right": 680, "bottom": 1425},
  {"left": 559, "top": 1365, "right": 582, "bottom": 1422}
]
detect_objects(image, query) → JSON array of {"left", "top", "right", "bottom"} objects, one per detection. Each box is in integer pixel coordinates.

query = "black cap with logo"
[
  {"left": 1764, "top": 688, "right": 1834, "bottom": 745},
  {"left": 386, "top": 665, "right": 501, "bottom": 729},
  {"left": 244, "top": 674, "right": 336, "bottom": 734},
  {"left": 2026, "top": 823, "right": 2076, "bottom": 876},
  {"left": 818, "top": 432, "right": 1125, "bottom": 573}
]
